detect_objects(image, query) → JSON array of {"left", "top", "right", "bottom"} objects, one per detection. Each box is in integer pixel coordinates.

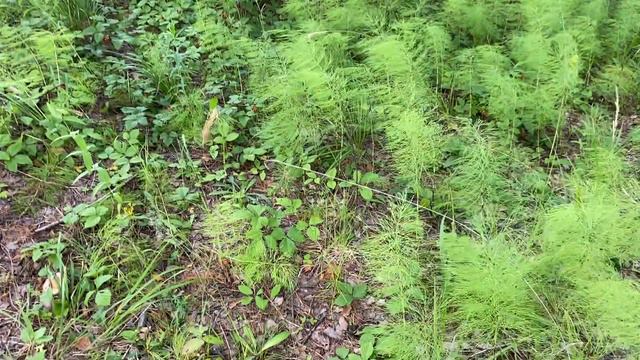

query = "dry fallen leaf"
[
  {"left": 202, "top": 107, "right": 219, "bottom": 144},
  {"left": 74, "top": 336, "right": 93, "bottom": 351},
  {"left": 42, "top": 272, "right": 61, "bottom": 295}
]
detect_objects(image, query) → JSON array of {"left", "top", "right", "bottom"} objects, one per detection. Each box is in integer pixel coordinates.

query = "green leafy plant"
[
  {"left": 338, "top": 171, "right": 381, "bottom": 202},
  {"left": 63, "top": 203, "right": 109, "bottom": 228},
  {"left": 335, "top": 281, "right": 367, "bottom": 307},
  {"left": 0, "top": 136, "right": 33, "bottom": 172},
  {"left": 329, "top": 334, "right": 375, "bottom": 360},
  {"left": 238, "top": 284, "right": 269, "bottom": 311},
  {"left": 232, "top": 326, "right": 290, "bottom": 360}
]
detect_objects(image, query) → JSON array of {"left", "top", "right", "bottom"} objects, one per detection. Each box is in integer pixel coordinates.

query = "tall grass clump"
[
  {"left": 606, "top": 0, "right": 640, "bottom": 62},
  {"left": 362, "top": 203, "right": 426, "bottom": 316},
  {"left": 442, "top": 125, "right": 537, "bottom": 232},
  {"left": 249, "top": 32, "right": 354, "bottom": 161},
  {"left": 440, "top": 232, "right": 547, "bottom": 346},
  {"left": 362, "top": 203, "right": 446, "bottom": 359},
  {"left": 363, "top": 34, "right": 445, "bottom": 187},
  {"left": 443, "top": 0, "right": 516, "bottom": 44}
]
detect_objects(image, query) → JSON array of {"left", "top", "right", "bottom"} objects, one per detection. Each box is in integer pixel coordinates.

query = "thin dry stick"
[{"left": 266, "top": 159, "right": 480, "bottom": 236}]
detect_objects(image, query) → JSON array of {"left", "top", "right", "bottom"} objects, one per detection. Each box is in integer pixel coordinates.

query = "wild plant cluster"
[
  {"left": 245, "top": 0, "right": 640, "bottom": 358},
  {"left": 1, "top": 0, "right": 639, "bottom": 359}
]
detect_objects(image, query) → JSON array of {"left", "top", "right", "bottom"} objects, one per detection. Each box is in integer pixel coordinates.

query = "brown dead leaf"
[
  {"left": 42, "top": 272, "right": 61, "bottom": 295},
  {"left": 201, "top": 107, "right": 219, "bottom": 144},
  {"left": 321, "top": 263, "right": 339, "bottom": 281},
  {"left": 74, "top": 336, "right": 93, "bottom": 351}
]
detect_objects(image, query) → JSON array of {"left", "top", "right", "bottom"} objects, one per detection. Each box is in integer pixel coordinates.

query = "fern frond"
[
  {"left": 443, "top": 0, "right": 515, "bottom": 44},
  {"left": 365, "top": 321, "right": 445, "bottom": 360},
  {"left": 250, "top": 33, "right": 351, "bottom": 159},
  {"left": 607, "top": 0, "right": 640, "bottom": 61},
  {"left": 441, "top": 232, "right": 548, "bottom": 343},
  {"left": 396, "top": 20, "right": 452, "bottom": 86},
  {"left": 444, "top": 126, "right": 522, "bottom": 229},
  {"left": 385, "top": 110, "right": 444, "bottom": 187},
  {"left": 362, "top": 203, "right": 427, "bottom": 316},
  {"left": 521, "top": 0, "right": 579, "bottom": 35},
  {"left": 571, "top": 279, "right": 640, "bottom": 350},
  {"left": 451, "top": 45, "right": 511, "bottom": 95}
]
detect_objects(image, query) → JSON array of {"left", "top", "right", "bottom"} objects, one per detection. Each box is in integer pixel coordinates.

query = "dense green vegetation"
[{"left": 1, "top": 0, "right": 639, "bottom": 359}]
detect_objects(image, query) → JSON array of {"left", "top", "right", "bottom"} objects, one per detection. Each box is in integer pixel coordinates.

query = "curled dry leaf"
[
  {"left": 42, "top": 272, "right": 61, "bottom": 295},
  {"left": 201, "top": 107, "right": 219, "bottom": 144},
  {"left": 74, "top": 336, "right": 93, "bottom": 351}
]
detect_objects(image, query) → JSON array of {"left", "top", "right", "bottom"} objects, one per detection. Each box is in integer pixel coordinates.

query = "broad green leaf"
[
  {"left": 279, "top": 237, "right": 296, "bottom": 256},
  {"left": 359, "top": 187, "right": 374, "bottom": 201},
  {"left": 94, "top": 275, "right": 112, "bottom": 289},
  {"left": 337, "top": 282, "right": 352, "bottom": 295},
  {"left": 96, "top": 206, "right": 109, "bottom": 216},
  {"left": 203, "top": 335, "right": 224, "bottom": 345},
  {"left": 238, "top": 284, "right": 253, "bottom": 296},
  {"left": 0, "top": 134, "right": 10, "bottom": 147},
  {"left": 336, "top": 347, "right": 350, "bottom": 359},
  {"left": 84, "top": 290, "right": 95, "bottom": 306},
  {"left": 12, "top": 154, "right": 32, "bottom": 165},
  {"left": 270, "top": 284, "right": 282, "bottom": 298},
  {"left": 359, "top": 334, "right": 375, "bottom": 360},
  {"left": 306, "top": 226, "right": 320, "bottom": 241},
  {"left": 83, "top": 215, "right": 101, "bottom": 229},
  {"left": 40, "top": 288, "right": 54, "bottom": 309},
  {"left": 335, "top": 293, "right": 352, "bottom": 307},
  {"left": 209, "top": 98, "right": 218, "bottom": 110},
  {"left": 361, "top": 172, "right": 380, "bottom": 184},
  {"left": 79, "top": 206, "right": 97, "bottom": 217},
  {"left": 326, "top": 168, "right": 337, "bottom": 178},
  {"left": 121, "top": 330, "right": 138, "bottom": 341},
  {"left": 240, "top": 296, "right": 253, "bottom": 305},
  {"left": 260, "top": 331, "right": 290, "bottom": 353},
  {"left": 276, "top": 198, "right": 292, "bottom": 208},
  {"left": 0, "top": 151, "right": 9, "bottom": 161},
  {"left": 63, "top": 212, "right": 79, "bottom": 224},
  {"left": 226, "top": 132, "right": 239, "bottom": 142},
  {"left": 309, "top": 214, "right": 323, "bottom": 225},
  {"left": 264, "top": 235, "right": 277, "bottom": 250},
  {"left": 352, "top": 284, "right": 368, "bottom": 299},
  {"left": 181, "top": 338, "right": 204, "bottom": 356},
  {"left": 270, "top": 227, "right": 285, "bottom": 240},
  {"left": 255, "top": 296, "right": 268, "bottom": 310},
  {"left": 72, "top": 134, "right": 93, "bottom": 171},
  {"left": 287, "top": 227, "right": 305, "bottom": 243},
  {"left": 95, "top": 289, "right": 111, "bottom": 307},
  {"left": 7, "top": 140, "right": 22, "bottom": 156},
  {"left": 112, "top": 37, "right": 124, "bottom": 49},
  {"left": 6, "top": 158, "right": 18, "bottom": 172},
  {"left": 295, "top": 220, "right": 308, "bottom": 230}
]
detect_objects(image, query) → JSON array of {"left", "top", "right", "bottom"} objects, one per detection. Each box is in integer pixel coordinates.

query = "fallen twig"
[{"left": 302, "top": 311, "right": 327, "bottom": 344}]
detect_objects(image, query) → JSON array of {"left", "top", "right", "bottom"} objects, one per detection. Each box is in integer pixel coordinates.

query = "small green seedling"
[
  {"left": 63, "top": 203, "right": 110, "bottom": 229},
  {"left": 232, "top": 326, "right": 290, "bottom": 359},
  {"left": 335, "top": 281, "right": 367, "bottom": 307},
  {"left": 239, "top": 284, "right": 269, "bottom": 311},
  {"left": 0, "top": 136, "right": 33, "bottom": 172},
  {"left": 339, "top": 171, "right": 381, "bottom": 202},
  {"left": 329, "top": 334, "right": 375, "bottom": 360}
]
